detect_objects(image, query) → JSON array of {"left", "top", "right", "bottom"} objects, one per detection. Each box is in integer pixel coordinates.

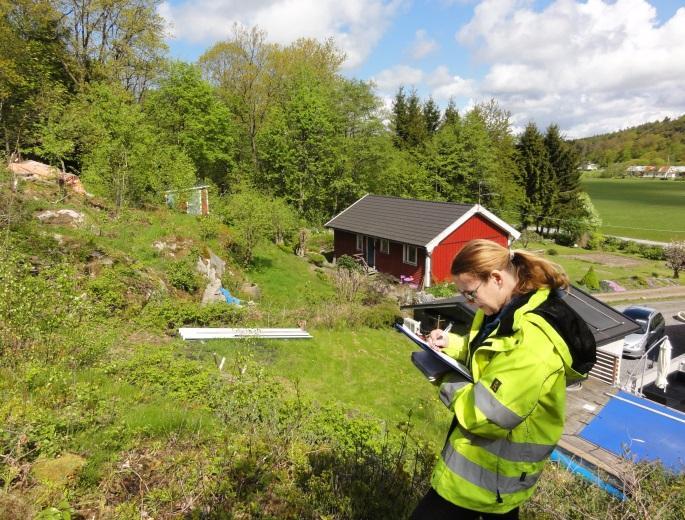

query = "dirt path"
[{"left": 594, "top": 284, "right": 685, "bottom": 303}]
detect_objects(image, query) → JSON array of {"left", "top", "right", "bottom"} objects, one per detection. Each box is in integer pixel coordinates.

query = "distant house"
[
  {"left": 626, "top": 165, "right": 646, "bottom": 175},
  {"left": 324, "top": 195, "right": 520, "bottom": 288},
  {"left": 656, "top": 166, "right": 677, "bottom": 179}
]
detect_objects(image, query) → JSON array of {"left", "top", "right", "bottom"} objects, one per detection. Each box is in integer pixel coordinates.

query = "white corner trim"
[
  {"left": 424, "top": 253, "right": 431, "bottom": 288},
  {"left": 425, "top": 204, "right": 520, "bottom": 252},
  {"left": 324, "top": 193, "right": 370, "bottom": 228},
  {"left": 476, "top": 204, "right": 520, "bottom": 240}
]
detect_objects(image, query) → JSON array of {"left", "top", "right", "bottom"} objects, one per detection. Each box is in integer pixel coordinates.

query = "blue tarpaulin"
[
  {"left": 580, "top": 390, "right": 685, "bottom": 472},
  {"left": 219, "top": 288, "right": 241, "bottom": 306}
]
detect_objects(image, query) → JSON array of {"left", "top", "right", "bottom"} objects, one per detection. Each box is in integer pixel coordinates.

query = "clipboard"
[{"left": 395, "top": 323, "right": 472, "bottom": 382}]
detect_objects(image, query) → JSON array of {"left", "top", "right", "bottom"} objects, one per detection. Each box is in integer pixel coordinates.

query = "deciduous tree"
[
  {"left": 56, "top": 0, "right": 167, "bottom": 95},
  {"left": 144, "top": 62, "right": 235, "bottom": 188},
  {"left": 665, "top": 240, "right": 685, "bottom": 279}
]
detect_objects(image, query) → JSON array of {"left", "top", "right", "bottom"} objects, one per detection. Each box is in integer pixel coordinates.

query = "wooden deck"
[{"left": 559, "top": 377, "right": 636, "bottom": 487}]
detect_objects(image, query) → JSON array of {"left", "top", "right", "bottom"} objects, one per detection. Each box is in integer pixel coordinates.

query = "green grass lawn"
[
  {"left": 245, "top": 242, "right": 335, "bottom": 309},
  {"left": 582, "top": 178, "right": 685, "bottom": 242},
  {"left": 186, "top": 328, "right": 451, "bottom": 448}
]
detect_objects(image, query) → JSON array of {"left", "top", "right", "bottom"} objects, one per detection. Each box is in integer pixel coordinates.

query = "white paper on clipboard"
[{"left": 396, "top": 324, "right": 472, "bottom": 381}]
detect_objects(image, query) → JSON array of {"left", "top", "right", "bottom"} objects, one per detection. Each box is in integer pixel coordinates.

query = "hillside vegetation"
[
  {"left": 2, "top": 172, "right": 685, "bottom": 518},
  {"left": 574, "top": 114, "right": 685, "bottom": 166}
]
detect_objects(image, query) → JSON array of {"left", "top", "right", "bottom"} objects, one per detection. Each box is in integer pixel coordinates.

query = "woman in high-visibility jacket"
[{"left": 411, "top": 239, "right": 595, "bottom": 520}]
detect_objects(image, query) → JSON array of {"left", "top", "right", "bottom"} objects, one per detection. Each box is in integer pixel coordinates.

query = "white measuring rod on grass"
[{"left": 179, "top": 327, "right": 312, "bottom": 340}]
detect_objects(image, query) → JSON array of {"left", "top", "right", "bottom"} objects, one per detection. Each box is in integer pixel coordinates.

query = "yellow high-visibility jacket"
[{"left": 431, "top": 288, "right": 590, "bottom": 513}]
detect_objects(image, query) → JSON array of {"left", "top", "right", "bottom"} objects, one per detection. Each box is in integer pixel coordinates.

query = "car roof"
[{"left": 623, "top": 306, "right": 655, "bottom": 319}]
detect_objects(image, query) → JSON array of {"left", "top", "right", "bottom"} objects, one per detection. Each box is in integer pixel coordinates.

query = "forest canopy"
[{"left": 1, "top": 1, "right": 596, "bottom": 238}]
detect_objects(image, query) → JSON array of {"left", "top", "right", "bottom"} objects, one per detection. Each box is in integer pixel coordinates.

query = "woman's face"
[{"left": 454, "top": 271, "right": 515, "bottom": 316}]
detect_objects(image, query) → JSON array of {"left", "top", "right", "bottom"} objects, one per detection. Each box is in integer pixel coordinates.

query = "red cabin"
[{"left": 325, "top": 195, "right": 519, "bottom": 288}]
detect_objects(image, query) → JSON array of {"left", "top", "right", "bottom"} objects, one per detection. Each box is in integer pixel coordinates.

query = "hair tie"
[{"left": 510, "top": 250, "right": 515, "bottom": 261}]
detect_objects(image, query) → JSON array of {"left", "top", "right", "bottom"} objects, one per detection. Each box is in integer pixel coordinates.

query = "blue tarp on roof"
[{"left": 580, "top": 390, "right": 685, "bottom": 472}]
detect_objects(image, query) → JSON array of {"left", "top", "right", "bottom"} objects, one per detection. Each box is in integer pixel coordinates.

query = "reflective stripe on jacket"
[{"left": 431, "top": 288, "right": 581, "bottom": 514}]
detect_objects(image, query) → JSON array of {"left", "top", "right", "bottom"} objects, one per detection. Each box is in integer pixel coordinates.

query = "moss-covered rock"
[{"left": 31, "top": 453, "right": 86, "bottom": 487}]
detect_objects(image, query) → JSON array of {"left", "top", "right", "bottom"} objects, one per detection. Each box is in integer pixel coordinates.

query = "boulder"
[
  {"left": 8, "top": 160, "right": 86, "bottom": 194},
  {"left": 36, "top": 209, "right": 85, "bottom": 227},
  {"left": 240, "top": 282, "right": 261, "bottom": 301},
  {"left": 31, "top": 453, "right": 86, "bottom": 487}
]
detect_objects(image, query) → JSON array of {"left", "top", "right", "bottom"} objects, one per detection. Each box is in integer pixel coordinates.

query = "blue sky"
[{"left": 159, "top": 0, "right": 685, "bottom": 138}]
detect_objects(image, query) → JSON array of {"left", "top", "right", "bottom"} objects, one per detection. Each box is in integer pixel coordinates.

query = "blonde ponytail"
[{"left": 451, "top": 239, "right": 569, "bottom": 294}]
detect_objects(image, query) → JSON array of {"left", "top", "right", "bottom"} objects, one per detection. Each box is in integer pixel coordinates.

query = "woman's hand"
[{"left": 427, "top": 329, "right": 449, "bottom": 350}]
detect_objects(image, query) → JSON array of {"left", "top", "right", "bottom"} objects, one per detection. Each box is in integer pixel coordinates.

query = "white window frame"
[
  {"left": 380, "top": 239, "right": 390, "bottom": 254},
  {"left": 403, "top": 244, "right": 417, "bottom": 266},
  {"left": 356, "top": 234, "right": 364, "bottom": 251}
]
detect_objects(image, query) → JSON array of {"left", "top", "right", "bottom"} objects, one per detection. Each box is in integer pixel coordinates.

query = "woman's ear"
[{"left": 490, "top": 270, "right": 504, "bottom": 286}]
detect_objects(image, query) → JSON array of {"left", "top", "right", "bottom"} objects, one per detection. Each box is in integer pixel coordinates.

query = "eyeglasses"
[{"left": 459, "top": 280, "right": 483, "bottom": 302}]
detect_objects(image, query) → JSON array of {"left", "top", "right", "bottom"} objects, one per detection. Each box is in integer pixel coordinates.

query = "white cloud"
[
  {"left": 159, "top": 0, "right": 402, "bottom": 68},
  {"left": 426, "top": 65, "right": 475, "bottom": 100},
  {"left": 371, "top": 65, "right": 425, "bottom": 92},
  {"left": 409, "top": 29, "right": 439, "bottom": 59},
  {"left": 457, "top": 0, "right": 685, "bottom": 137}
]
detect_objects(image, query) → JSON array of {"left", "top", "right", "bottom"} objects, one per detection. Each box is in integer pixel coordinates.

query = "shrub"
[
  {"left": 139, "top": 300, "right": 246, "bottom": 331},
  {"left": 0, "top": 251, "right": 84, "bottom": 357},
  {"left": 358, "top": 301, "right": 401, "bottom": 329},
  {"left": 197, "top": 214, "right": 222, "bottom": 240},
  {"left": 603, "top": 236, "right": 621, "bottom": 251},
  {"left": 167, "top": 259, "right": 200, "bottom": 293},
  {"left": 554, "top": 233, "right": 575, "bottom": 247},
  {"left": 336, "top": 254, "right": 362, "bottom": 272},
  {"left": 641, "top": 245, "right": 665, "bottom": 261},
  {"left": 546, "top": 248, "right": 559, "bottom": 256},
  {"left": 585, "top": 232, "right": 604, "bottom": 250},
  {"left": 87, "top": 269, "right": 128, "bottom": 315},
  {"left": 306, "top": 252, "right": 326, "bottom": 267},
  {"left": 426, "top": 282, "right": 455, "bottom": 298},
  {"left": 621, "top": 240, "right": 642, "bottom": 255},
  {"left": 515, "top": 229, "right": 542, "bottom": 248},
  {"left": 631, "top": 275, "right": 648, "bottom": 287},
  {"left": 579, "top": 266, "right": 600, "bottom": 291}
]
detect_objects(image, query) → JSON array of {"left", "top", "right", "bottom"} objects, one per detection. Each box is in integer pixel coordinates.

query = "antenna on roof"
[{"left": 478, "top": 181, "right": 498, "bottom": 206}]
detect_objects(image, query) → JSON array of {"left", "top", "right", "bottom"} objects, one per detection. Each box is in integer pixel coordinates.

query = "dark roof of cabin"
[
  {"left": 325, "top": 195, "right": 474, "bottom": 247},
  {"left": 403, "top": 286, "right": 640, "bottom": 347}
]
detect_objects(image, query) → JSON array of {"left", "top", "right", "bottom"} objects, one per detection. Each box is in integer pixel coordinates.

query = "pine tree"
[
  {"left": 391, "top": 86, "right": 409, "bottom": 148},
  {"left": 442, "top": 98, "right": 459, "bottom": 129},
  {"left": 545, "top": 124, "right": 581, "bottom": 233},
  {"left": 516, "top": 122, "right": 555, "bottom": 234},
  {"left": 423, "top": 97, "right": 441, "bottom": 136},
  {"left": 404, "top": 88, "right": 427, "bottom": 148}
]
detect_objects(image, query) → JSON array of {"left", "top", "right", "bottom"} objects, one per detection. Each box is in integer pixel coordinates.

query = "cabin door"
[{"left": 365, "top": 237, "right": 375, "bottom": 267}]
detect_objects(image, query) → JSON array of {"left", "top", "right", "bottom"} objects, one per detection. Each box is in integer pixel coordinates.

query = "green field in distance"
[{"left": 581, "top": 178, "right": 685, "bottom": 242}]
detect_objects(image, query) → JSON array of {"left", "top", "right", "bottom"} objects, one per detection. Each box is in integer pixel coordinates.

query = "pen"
[{"left": 436, "top": 322, "right": 453, "bottom": 343}]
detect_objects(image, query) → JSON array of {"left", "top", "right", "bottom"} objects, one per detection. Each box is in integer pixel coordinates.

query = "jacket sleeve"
[
  {"left": 441, "top": 332, "right": 468, "bottom": 363},
  {"left": 439, "top": 323, "right": 564, "bottom": 438}
]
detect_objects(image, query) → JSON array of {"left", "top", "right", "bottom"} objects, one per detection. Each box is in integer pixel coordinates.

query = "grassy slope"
[
  {"left": 195, "top": 240, "right": 450, "bottom": 445},
  {"left": 192, "top": 329, "right": 450, "bottom": 446},
  {"left": 582, "top": 178, "right": 685, "bottom": 242},
  {"left": 5, "top": 182, "right": 685, "bottom": 517}
]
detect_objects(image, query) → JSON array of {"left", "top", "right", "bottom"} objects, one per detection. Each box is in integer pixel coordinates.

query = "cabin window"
[
  {"left": 356, "top": 234, "right": 364, "bottom": 251},
  {"left": 380, "top": 239, "right": 390, "bottom": 254},
  {"left": 403, "top": 244, "right": 417, "bottom": 266}
]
